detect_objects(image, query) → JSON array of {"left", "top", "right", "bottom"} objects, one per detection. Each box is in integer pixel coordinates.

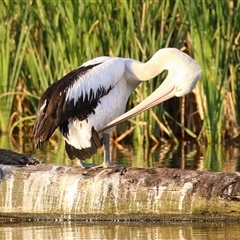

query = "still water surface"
[
  {"left": 2, "top": 134, "right": 240, "bottom": 172},
  {"left": 1, "top": 222, "right": 240, "bottom": 240},
  {"left": 1, "top": 135, "right": 240, "bottom": 239}
]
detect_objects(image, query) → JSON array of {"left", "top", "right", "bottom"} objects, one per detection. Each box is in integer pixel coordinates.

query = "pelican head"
[{"left": 99, "top": 48, "right": 202, "bottom": 133}]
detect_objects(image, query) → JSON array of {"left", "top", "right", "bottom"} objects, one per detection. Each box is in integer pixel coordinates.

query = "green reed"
[
  {"left": 0, "top": 2, "right": 31, "bottom": 133},
  {"left": 0, "top": 0, "right": 239, "bottom": 146},
  {"left": 187, "top": 0, "right": 240, "bottom": 143}
]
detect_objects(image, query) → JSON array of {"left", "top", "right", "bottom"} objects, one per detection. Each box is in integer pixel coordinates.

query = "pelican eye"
[{"left": 175, "top": 85, "right": 183, "bottom": 93}]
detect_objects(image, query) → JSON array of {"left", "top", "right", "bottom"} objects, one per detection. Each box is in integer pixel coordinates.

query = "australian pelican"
[{"left": 32, "top": 48, "right": 201, "bottom": 168}]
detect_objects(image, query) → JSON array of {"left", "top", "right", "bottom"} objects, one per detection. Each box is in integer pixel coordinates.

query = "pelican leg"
[
  {"left": 76, "top": 134, "right": 111, "bottom": 168},
  {"left": 92, "top": 133, "right": 124, "bottom": 168},
  {"left": 77, "top": 134, "right": 124, "bottom": 169},
  {"left": 102, "top": 133, "right": 111, "bottom": 168}
]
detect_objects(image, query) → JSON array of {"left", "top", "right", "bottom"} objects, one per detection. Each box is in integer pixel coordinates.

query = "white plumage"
[
  {"left": 32, "top": 48, "right": 201, "bottom": 168},
  {"left": 65, "top": 58, "right": 126, "bottom": 105}
]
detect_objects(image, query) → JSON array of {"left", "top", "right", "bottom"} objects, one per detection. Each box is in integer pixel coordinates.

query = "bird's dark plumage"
[
  {"left": 32, "top": 60, "right": 117, "bottom": 160},
  {"left": 33, "top": 63, "right": 109, "bottom": 146},
  {"left": 0, "top": 149, "right": 42, "bottom": 166}
]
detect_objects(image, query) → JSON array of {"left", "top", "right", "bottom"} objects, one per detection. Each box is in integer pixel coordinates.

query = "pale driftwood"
[{"left": 0, "top": 162, "right": 240, "bottom": 222}]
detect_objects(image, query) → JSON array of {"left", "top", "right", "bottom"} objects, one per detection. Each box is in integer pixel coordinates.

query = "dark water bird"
[
  {"left": 0, "top": 149, "right": 42, "bottom": 166},
  {"left": 32, "top": 48, "right": 201, "bottom": 168}
]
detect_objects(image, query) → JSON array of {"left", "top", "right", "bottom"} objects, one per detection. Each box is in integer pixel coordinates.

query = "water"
[
  {"left": 1, "top": 222, "right": 240, "bottom": 240},
  {"left": 2, "top": 135, "right": 240, "bottom": 172},
  {"left": 1, "top": 135, "right": 240, "bottom": 239}
]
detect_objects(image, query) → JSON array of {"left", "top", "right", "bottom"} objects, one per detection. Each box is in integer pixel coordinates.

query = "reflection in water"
[
  {"left": 0, "top": 222, "right": 240, "bottom": 240},
  {"left": 1, "top": 134, "right": 240, "bottom": 172},
  {"left": 1, "top": 136, "right": 240, "bottom": 239}
]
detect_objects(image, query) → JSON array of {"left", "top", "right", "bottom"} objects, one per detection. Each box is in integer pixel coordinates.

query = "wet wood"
[{"left": 0, "top": 159, "right": 240, "bottom": 222}]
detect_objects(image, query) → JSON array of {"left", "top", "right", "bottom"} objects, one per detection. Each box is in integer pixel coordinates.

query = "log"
[{"left": 0, "top": 157, "right": 240, "bottom": 222}]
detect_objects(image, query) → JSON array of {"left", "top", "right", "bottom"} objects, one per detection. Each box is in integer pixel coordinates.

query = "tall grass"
[
  {"left": 0, "top": 2, "right": 31, "bottom": 133},
  {"left": 0, "top": 0, "right": 239, "bottom": 147},
  {"left": 187, "top": 0, "right": 240, "bottom": 143}
]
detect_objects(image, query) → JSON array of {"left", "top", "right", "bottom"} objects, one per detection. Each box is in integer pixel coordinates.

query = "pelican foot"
[
  {"left": 78, "top": 160, "right": 99, "bottom": 169},
  {"left": 78, "top": 160, "right": 124, "bottom": 169},
  {"left": 91, "top": 162, "right": 124, "bottom": 169}
]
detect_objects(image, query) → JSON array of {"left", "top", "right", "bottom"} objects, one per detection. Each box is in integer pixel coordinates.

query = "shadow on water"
[
  {"left": 1, "top": 134, "right": 240, "bottom": 172},
  {"left": 0, "top": 222, "right": 240, "bottom": 240}
]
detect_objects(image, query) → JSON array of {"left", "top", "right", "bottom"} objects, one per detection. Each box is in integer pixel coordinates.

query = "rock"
[{"left": 0, "top": 149, "right": 42, "bottom": 166}]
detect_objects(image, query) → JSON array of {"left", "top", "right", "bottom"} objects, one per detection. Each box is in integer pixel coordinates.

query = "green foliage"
[
  {"left": 0, "top": 2, "right": 31, "bottom": 132},
  {"left": 0, "top": 0, "right": 239, "bottom": 146},
  {"left": 187, "top": 0, "right": 240, "bottom": 143}
]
